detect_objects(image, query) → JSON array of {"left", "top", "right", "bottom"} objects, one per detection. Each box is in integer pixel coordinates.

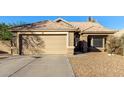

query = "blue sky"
[{"left": 0, "top": 16, "right": 124, "bottom": 30}]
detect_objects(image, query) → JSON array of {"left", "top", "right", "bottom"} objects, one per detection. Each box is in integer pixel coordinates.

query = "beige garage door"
[{"left": 20, "top": 34, "right": 67, "bottom": 55}]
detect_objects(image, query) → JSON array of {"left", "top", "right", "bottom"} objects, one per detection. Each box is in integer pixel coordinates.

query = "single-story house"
[{"left": 10, "top": 17, "right": 116, "bottom": 55}]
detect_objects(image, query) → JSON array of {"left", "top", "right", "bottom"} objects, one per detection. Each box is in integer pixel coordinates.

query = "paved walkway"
[{"left": 0, "top": 55, "right": 74, "bottom": 77}]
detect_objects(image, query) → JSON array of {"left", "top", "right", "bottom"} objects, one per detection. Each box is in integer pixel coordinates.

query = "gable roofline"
[
  {"left": 54, "top": 17, "right": 100, "bottom": 32},
  {"left": 54, "top": 18, "right": 81, "bottom": 31},
  {"left": 54, "top": 18, "right": 67, "bottom": 22},
  {"left": 54, "top": 18, "right": 74, "bottom": 27}
]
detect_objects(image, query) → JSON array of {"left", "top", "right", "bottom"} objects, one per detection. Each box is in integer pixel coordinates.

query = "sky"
[{"left": 0, "top": 16, "right": 124, "bottom": 30}]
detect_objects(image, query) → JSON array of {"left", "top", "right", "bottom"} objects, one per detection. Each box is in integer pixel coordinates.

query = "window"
[{"left": 93, "top": 37, "right": 103, "bottom": 47}]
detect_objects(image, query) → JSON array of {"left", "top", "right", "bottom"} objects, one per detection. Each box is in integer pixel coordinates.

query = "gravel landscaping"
[{"left": 68, "top": 52, "right": 124, "bottom": 77}]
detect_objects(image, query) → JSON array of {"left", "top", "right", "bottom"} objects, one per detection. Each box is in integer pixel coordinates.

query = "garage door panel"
[{"left": 21, "top": 34, "right": 67, "bottom": 54}]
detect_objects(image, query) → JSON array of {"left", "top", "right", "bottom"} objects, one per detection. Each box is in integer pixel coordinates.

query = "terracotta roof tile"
[
  {"left": 11, "top": 18, "right": 116, "bottom": 34},
  {"left": 70, "top": 22, "right": 115, "bottom": 32},
  {"left": 11, "top": 20, "right": 76, "bottom": 31}
]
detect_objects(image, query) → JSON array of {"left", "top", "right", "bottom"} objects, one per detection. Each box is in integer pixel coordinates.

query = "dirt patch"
[{"left": 68, "top": 52, "right": 124, "bottom": 77}]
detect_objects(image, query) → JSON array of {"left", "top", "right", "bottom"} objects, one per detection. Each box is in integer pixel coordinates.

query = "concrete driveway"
[{"left": 0, "top": 55, "right": 74, "bottom": 77}]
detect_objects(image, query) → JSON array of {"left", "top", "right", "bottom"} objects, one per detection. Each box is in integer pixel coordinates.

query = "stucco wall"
[
  {"left": 67, "top": 32, "right": 74, "bottom": 55},
  {"left": 14, "top": 31, "right": 75, "bottom": 55},
  {"left": 68, "top": 32, "right": 74, "bottom": 46},
  {"left": 0, "top": 40, "right": 11, "bottom": 54}
]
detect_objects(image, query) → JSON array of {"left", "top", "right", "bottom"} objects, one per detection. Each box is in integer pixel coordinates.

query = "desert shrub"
[
  {"left": 120, "top": 34, "right": 124, "bottom": 55},
  {"left": 107, "top": 34, "right": 124, "bottom": 55},
  {"left": 107, "top": 35, "right": 121, "bottom": 54},
  {"left": 114, "top": 47, "right": 123, "bottom": 55}
]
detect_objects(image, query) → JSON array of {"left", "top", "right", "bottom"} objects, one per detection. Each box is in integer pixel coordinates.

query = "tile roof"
[
  {"left": 11, "top": 20, "right": 76, "bottom": 31},
  {"left": 55, "top": 18, "right": 116, "bottom": 33},
  {"left": 11, "top": 18, "right": 116, "bottom": 34},
  {"left": 70, "top": 22, "right": 115, "bottom": 32}
]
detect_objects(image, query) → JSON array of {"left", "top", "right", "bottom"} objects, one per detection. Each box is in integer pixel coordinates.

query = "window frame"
[{"left": 92, "top": 36, "right": 103, "bottom": 48}]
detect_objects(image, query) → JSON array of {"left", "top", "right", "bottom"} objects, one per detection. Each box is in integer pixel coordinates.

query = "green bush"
[
  {"left": 0, "top": 23, "right": 12, "bottom": 40},
  {"left": 1, "top": 30, "right": 12, "bottom": 40}
]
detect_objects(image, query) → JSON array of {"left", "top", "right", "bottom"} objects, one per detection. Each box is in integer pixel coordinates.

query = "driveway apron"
[{"left": 0, "top": 55, "right": 74, "bottom": 77}]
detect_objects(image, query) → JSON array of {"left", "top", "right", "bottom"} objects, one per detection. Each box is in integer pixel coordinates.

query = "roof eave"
[
  {"left": 10, "top": 29, "right": 78, "bottom": 32},
  {"left": 81, "top": 31, "right": 116, "bottom": 34}
]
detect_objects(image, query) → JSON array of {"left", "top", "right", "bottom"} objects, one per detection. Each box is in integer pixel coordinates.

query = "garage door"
[{"left": 20, "top": 34, "right": 67, "bottom": 55}]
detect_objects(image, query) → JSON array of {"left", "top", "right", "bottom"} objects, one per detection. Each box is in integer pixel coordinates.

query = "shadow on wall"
[
  {"left": 0, "top": 50, "right": 8, "bottom": 54},
  {"left": 74, "top": 41, "right": 84, "bottom": 53},
  {"left": 0, "top": 41, "right": 11, "bottom": 54},
  {"left": 20, "top": 34, "right": 45, "bottom": 55}
]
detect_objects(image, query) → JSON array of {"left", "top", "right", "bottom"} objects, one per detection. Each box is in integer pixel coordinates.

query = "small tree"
[{"left": 0, "top": 23, "right": 12, "bottom": 40}]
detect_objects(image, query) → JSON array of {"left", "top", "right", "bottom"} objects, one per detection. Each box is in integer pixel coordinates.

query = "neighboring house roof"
[
  {"left": 114, "top": 30, "right": 124, "bottom": 37},
  {"left": 11, "top": 20, "right": 77, "bottom": 32}
]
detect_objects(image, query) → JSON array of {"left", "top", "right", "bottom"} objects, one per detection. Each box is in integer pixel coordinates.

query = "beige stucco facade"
[
  {"left": 12, "top": 31, "right": 75, "bottom": 55},
  {"left": 0, "top": 41, "right": 11, "bottom": 54},
  {"left": 11, "top": 31, "right": 115, "bottom": 55}
]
